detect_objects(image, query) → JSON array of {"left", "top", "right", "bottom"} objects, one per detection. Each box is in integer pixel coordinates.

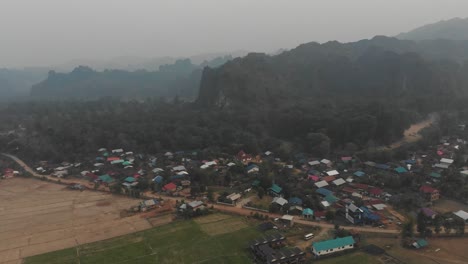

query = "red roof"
[
  {"left": 314, "top": 211, "right": 326, "bottom": 218},
  {"left": 342, "top": 187, "right": 356, "bottom": 193},
  {"left": 163, "top": 182, "right": 177, "bottom": 191},
  {"left": 236, "top": 150, "right": 252, "bottom": 161},
  {"left": 323, "top": 176, "right": 336, "bottom": 182},
  {"left": 352, "top": 183, "right": 370, "bottom": 190},
  {"left": 420, "top": 185, "right": 438, "bottom": 194},
  {"left": 85, "top": 173, "right": 98, "bottom": 179},
  {"left": 369, "top": 187, "right": 383, "bottom": 196},
  {"left": 107, "top": 157, "right": 121, "bottom": 162}
]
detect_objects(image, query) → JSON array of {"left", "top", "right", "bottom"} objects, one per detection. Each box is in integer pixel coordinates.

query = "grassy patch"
[
  {"left": 24, "top": 214, "right": 260, "bottom": 264},
  {"left": 315, "top": 252, "right": 381, "bottom": 264}
]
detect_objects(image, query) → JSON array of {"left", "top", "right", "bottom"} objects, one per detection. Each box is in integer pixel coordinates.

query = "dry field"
[
  {"left": 0, "top": 177, "right": 154, "bottom": 264},
  {"left": 365, "top": 236, "right": 468, "bottom": 264}
]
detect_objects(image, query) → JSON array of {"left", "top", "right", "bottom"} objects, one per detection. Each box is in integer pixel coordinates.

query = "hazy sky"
[{"left": 1, "top": 0, "right": 468, "bottom": 67}]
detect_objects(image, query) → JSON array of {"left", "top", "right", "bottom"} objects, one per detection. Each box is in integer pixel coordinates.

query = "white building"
[{"left": 312, "top": 236, "right": 355, "bottom": 257}]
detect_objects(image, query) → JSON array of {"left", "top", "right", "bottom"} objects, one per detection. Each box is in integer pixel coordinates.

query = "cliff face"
[{"left": 197, "top": 37, "right": 468, "bottom": 108}]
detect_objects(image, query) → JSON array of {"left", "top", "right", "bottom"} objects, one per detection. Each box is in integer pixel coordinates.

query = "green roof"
[
  {"left": 111, "top": 159, "right": 125, "bottom": 164},
  {"left": 124, "top": 177, "right": 135, "bottom": 182},
  {"left": 395, "top": 167, "right": 408, "bottom": 173},
  {"left": 417, "top": 239, "right": 428, "bottom": 248},
  {"left": 302, "top": 208, "right": 314, "bottom": 216},
  {"left": 325, "top": 194, "right": 339, "bottom": 204},
  {"left": 313, "top": 236, "right": 355, "bottom": 252},
  {"left": 98, "top": 174, "right": 114, "bottom": 183},
  {"left": 122, "top": 161, "right": 132, "bottom": 166},
  {"left": 429, "top": 172, "right": 441, "bottom": 178},
  {"left": 270, "top": 184, "right": 282, "bottom": 194}
]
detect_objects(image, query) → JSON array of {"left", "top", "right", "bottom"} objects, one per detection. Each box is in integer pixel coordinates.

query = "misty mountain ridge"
[
  {"left": 397, "top": 17, "right": 468, "bottom": 41},
  {"left": 30, "top": 56, "right": 234, "bottom": 99}
]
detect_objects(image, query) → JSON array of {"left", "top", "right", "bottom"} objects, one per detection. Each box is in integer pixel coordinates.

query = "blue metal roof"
[{"left": 316, "top": 188, "right": 332, "bottom": 197}]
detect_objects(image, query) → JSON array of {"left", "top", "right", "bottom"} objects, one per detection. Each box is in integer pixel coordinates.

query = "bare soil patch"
[{"left": 0, "top": 177, "right": 153, "bottom": 264}]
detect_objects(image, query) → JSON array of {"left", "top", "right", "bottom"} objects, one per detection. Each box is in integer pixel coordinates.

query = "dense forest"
[{"left": 3, "top": 37, "right": 468, "bottom": 162}]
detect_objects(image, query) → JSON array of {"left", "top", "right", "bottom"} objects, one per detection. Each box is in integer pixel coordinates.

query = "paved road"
[{"left": 4, "top": 153, "right": 401, "bottom": 234}]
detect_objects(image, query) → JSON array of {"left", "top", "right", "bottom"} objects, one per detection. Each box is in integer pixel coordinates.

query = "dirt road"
[
  {"left": 384, "top": 114, "right": 437, "bottom": 150},
  {"left": 1, "top": 153, "right": 107, "bottom": 191}
]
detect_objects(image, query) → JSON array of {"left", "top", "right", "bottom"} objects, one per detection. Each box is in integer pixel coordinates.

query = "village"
[{"left": 1, "top": 121, "right": 468, "bottom": 264}]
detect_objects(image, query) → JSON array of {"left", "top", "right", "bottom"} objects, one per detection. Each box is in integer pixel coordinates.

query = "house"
[
  {"left": 320, "top": 159, "right": 331, "bottom": 166},
  {"left": 124, "top": 176, "right": 136, "bottom": 183},
  {"left": 368, "top": 187, "right": 384, "bottom": 198},
  {"left": 312, "top": 236, "right": 355, "bottom": 257},
  {"left": 227, "top": 193, "right": 242, "bottom": 204},
  {"left": 269, "top": 184, "right": 283, "bottom": 196},
  {"left": 111, "top": 148, "right": 124, "bottom": 154},
  {"left": 440, "top": 158, "right": 454, "bottom": 165},
  {"left": 288, "top": 197, "right": 303, "bottom": 206},
  {"left": 249, "top": 235, "right": 304, "bottom": 264},
  {"left": 172, "top": 165, "right": 187, "bottom": 172},
  {"left": 152, "top": 168, "right": 164, "bottom": 173},
  {"left": 315, "top": 180, "right": 329, "bottom": 188},
  {"left": 98, "top": 174, "right": 114, "bottom": 184},
  {"left": 289, "top": 205, "right": 303, "bottom": 215},
  {"left": 200, "top": 160, "right": 217, "bottom": 169},
  {"left": 320, "top": 201, "right": 331, "bottom": 209},
  {"left": 316, "top": 188, "right": 333, "bottom": 197},
  {"left": 453, "top": 210, "right": 468, "bottom": 222},
  {"left": 246, "top": 164, "right": 260, "bottom": 174},
  {"left": 394, "top": 167, "right": 408, "bottom": 174},
  {"left": 152, "top": 175, "right": 163, "bottom": 184},
  {"left": 434, "top": 163, "right": 449, "bottom": 170},
  {"left": 322, "top": 175, "right": 336, "bottom": 182},
  {"left": 163, "top": 182, "right": 177, "bottom": 192},
  {"left": 429, "top": 172, "right": 442, "bottom": 179},
  {"left": 346, "top": 203, "right": 364, "bottom": 224},
  {"left": 237, "top": 150, "right": 252, "bottom": 163},
  {"left": 308, "top": 160, "right": 320, "bottom": 166},
  {"left": 332, "top": 178, "right": 346, "bottom": 186},
  {"left": 302, "top": 208, "right": 314, "bottom": 218},
  {"left": 353, "top": 171, "right": 365, "bottom": 177},
  {"left": 324, "top": 194, "right": 339, "bottom": 204},
  {"left": 326, "top": 170, "right": 339, "bottom": 176},
  {"left": 180, "top": 180, "right": 191, "bottom": 187},
  {"left": 341, "top": 156, "right": 352, "bottom": 162},
  {"left": 188, "top": 201, "right": 204, "bottom": 210},
  {"left": 419, "top": 185, "right": 440, "bottom": 201},
  {"left": 281, "top": 215, "right": 294, "bottom": 227},
  {"left": 412, "top": 239, "right": 428, "bottom": 249},
  {"left": 272, "top": 197, "right": 288, "bottom": 207},
  {"left": 420, "top": 207, "right": 437, "bottom": 219}
]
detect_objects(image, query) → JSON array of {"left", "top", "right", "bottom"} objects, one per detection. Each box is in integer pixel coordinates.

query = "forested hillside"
[
  {"left": 198, "top": 36, "right": 468, "bottom": 108},
  {"left": 31, "top": 56, "right": 233, "bottom": 99}
]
